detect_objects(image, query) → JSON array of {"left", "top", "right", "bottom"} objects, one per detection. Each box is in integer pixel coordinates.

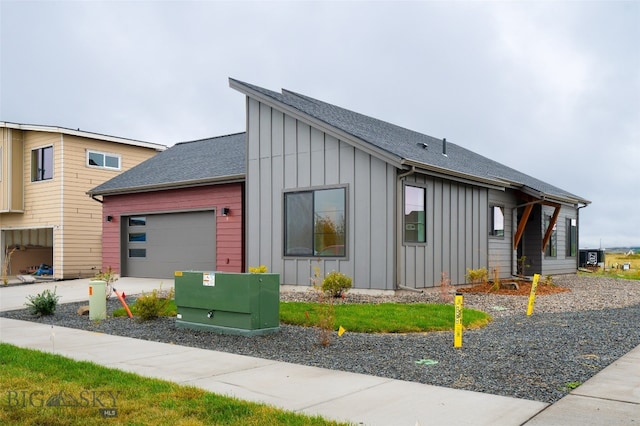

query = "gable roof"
[
  {"left": 230, "top": 79, "right": 589, "bottom": 206},
  {"left": 88, "top": 132, "right": 246, "bottom": 196},
  {"left": 1, "top": 122, "right": 166, "bottom": 151}
]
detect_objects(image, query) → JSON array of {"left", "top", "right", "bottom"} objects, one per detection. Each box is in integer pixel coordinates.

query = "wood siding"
[
  {"left": 400, "top": 175, "right": 488, "bottom": 287},
  {"left": 247, "top": 98, "right": 396, "bottom": 290},
  {"left": 0, "top": 128, "right": 24, "bottom": 212},
  {"left": 0, "top": 129, "right": 160, "bottom": 279},
  {"left": 101, "top": 184, "right": 244, "bottom": 275}
]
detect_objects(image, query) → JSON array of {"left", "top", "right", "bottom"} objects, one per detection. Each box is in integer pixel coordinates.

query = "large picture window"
[
  {"left": 490, "top": 205, "right": 505, "bottom": 237},
  {"left": 31, "top": 146, "right": 53, "bottom": 181},
  {"left": 404, "top": 185, "right": 426, "bottom": 243},
  {"left": 284, "top": 187, "right": 346, "bottom": 257},
  {"left": 566, "top": 218, "right": 577, "bottom": 257}
]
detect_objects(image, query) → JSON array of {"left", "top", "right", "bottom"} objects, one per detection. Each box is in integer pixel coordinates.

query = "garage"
[{"left": 122, "top": 210, "right": 216, "bottom": 279}]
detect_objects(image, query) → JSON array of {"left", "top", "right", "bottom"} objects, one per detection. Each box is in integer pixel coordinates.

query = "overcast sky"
[{"left": 1, "top": 1, "right": 638, "bottom": 249}]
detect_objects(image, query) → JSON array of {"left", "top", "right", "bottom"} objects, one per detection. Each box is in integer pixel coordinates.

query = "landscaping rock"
[
  {"left": 3, "top": 275, "right": 640, "bottom": 404},
  {"left": 500, "top": 281, "right": 519, "bottom": 290}
]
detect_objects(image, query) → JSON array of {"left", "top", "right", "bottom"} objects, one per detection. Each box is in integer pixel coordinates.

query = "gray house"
[{"left": 230, "top": 79, "right": 590, "bottom": 291}]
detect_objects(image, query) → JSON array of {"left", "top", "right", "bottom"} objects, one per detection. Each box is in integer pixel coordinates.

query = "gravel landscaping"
[{"left": 2, "top": 274, "right": 640, "bottom": 404}]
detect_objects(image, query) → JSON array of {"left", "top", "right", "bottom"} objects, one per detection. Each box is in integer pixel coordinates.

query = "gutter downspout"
[
  {"left": 59, "top": 134, "right": 64, "bottom": 280},
  {"left": 396, "top": 166, "right": 417, "bottom": 292},
  {"left": 90, "top": 194, "right": 103, "bottom": 204}
]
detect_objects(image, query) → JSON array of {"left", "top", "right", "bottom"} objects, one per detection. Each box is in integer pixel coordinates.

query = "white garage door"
[{"left": 123, "top": 211, "right": 216, "bottom": 279}]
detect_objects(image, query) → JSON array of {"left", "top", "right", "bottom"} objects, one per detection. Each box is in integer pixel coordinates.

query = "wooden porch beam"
[
  {"left": 513, "top": 204, "right": 534, "bottom": 250},
  {"left": 541, "top": 202, "right": 561, "bottom": 252}
]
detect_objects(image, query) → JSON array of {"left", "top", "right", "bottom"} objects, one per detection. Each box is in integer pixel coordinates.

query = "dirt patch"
[{"left": 459, "top": 280, "right": 570, "bottom": 296}]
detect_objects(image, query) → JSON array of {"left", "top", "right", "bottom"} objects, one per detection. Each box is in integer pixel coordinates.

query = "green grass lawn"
[
  {"left": 0, "top": 343, "right": 346, "bottom": 426},
  {"left": 585, "top": 252, "right": 640, "bottom": 281},
  {"left": 115, "top": 300, "right": 492, "bottom": 333},
  {"left": 280, "top": 301, "right": 491, "bottom": 333}
]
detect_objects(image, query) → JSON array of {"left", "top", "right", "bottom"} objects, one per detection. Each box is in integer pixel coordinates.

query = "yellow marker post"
[
  {"left": 454, "top": 292, "right": 463, "bottom": 348},
  {"left": 527, "top": 274, "right": 541, "bottom": 316}
]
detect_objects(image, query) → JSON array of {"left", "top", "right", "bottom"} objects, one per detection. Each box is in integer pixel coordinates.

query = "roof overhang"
[
  {"left": 517, "top": 187, "right": 591, "bottom": 207},
  {"left": 88, "top": 174, "right": 246, "bottom": 197},
  {"left": 229, "top": 78, "right": 404, "bottom": 169},
  {"left": 1, "top": 122, "right": 166, "bottom": 151},
  {"left": 400, "top": 159, "right": 508, "bottom": 191}
]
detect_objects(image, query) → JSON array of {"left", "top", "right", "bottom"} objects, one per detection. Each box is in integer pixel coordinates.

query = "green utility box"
[{"left": 174, "top": 271, "right": 280, "bottom": 336}]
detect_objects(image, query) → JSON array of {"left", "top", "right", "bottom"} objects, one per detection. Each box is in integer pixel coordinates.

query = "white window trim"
[{"left": 86, "top": 149, "right": 121, "bottom": 170}]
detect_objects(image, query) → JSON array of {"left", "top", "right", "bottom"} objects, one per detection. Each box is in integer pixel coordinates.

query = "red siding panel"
[{"left": 102, "top": 184, "right": 244, "bottom": 275}]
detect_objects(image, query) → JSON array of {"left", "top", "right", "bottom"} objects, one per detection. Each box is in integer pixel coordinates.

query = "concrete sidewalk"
[{"left": 1, "top": 278, "right": 638, "bottom": 425}]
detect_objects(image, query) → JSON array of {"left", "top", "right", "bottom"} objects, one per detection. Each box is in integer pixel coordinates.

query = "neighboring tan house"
[
  {"left": 0, "top": 122, "right": 166, "bottom": 280},
  {"left": 229, "top": 79, "right": 591, "bottom": 290},
  {"left": 87, "top": 133, "right": 245, "bottom": 279}
]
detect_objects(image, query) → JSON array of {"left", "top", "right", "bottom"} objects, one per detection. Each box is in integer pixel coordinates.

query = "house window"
[
  {"left": 31, "top": 146, "right": 53, "bottom": 181},
  {"left": 490, "top": 205, "right": 505, "bottom": 237},
  {"left": 128, "top": 216, "right": 146, "bottom": 226},
  {"left": 128, "top": 248, "right": 146, "bottom": 258},
  {"left": 566, "top": 218, "right": 577, "bottom": 257},
  {"left": 128, "top": 233, "right": 146, "bottom": 242},
  {"left": 545, "top": 215, "right": 557, "bottom": 257},
  {"left": 404, "top": 185, "right": 426, "bottom": 243},
  {"left": 284, "top": 187, "right": 346, "bottom": 257},
  {"left": 87, "top": 150, "right": 121, "bottom": 170}
]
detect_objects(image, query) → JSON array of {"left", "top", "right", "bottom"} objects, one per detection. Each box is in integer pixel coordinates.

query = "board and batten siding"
[
  {"left": 101, "top": 184, "right": 244, "bottom": 275},
  {"left": 246, "top": 98, "right": 396, "bottom": 290},
  {"left": 400, "top": 174, "right": 488, "bottom": 288}
]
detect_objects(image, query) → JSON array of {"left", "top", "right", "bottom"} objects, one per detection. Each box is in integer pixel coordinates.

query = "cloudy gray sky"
[{"left": 1, "top": 1, "right": 638, "bottom": 249}]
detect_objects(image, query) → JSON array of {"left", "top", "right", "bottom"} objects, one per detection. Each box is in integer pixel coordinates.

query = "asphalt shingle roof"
[
  {"left": 231, "top": 79, "right": 589, "bottom": 205},
  {"left": 89, "top": 132, "right": 245, "bottom": 195}
]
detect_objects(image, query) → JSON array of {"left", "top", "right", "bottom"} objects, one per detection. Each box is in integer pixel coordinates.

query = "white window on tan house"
[{"left": 87, "top": 150, "right": 121, "bottom": 170}]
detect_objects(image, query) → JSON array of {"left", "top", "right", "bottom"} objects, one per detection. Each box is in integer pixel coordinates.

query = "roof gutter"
[
  {"left": 401, "top": 159, "right": 507, "bottom": 190},
  {"left": 397, "top": 166, "right": 416, "bottom": 180}
]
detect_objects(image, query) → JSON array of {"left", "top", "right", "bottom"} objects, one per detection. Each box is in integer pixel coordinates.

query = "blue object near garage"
[{"left": 33, "top": 264, "right": 53, "bottom": 276}]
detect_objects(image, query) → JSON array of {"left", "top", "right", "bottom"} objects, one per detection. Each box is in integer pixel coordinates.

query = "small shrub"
[
  {"left": 542, "top": 275, "right": 555, "bottom": 287},
  {"left": 466, "top": 267, "right": 488, "bottom": 284},
  {"left": 3, "top": 247, "right": 17, "bottom": 285},
  {"left": 564, "top": 381, "right": 581, "bottom": 390},
  {"left": 322, "top": 271, "right": 352, "bottom": 297},
  {"left": 439, "top": 272, "right": 453, "bottom": 303},
  {"left": 92, "top": 266, "right": 118, "bottom": 299},
  {"left": 26, "top": 287, "right": 60, "bottom": 316},
  {"left": 490, "top": 267, "right": 501, "bottom": 292},
  {"left": 310, "top": 265, "right": 335, "bottom": 346},
  {"left": 135, "top": 287, "right": 175, "bottom": 321}
]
